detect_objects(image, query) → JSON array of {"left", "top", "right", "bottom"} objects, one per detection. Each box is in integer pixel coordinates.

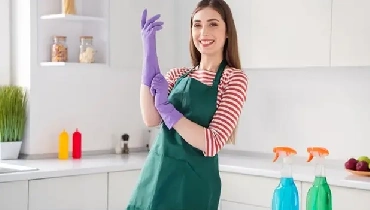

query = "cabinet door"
[
  {"left": 301, "top": 181, "right": 370, "bottom": 210},
  {"left": 29, "top": 173, "right": 108, "bottom": 210},
  {"left": 227, "top": 0, "right": 332, "bottom": 68},
  {"left": 174, "top": 0, "right": 199, "bottom": 67},
  {"left": 221, "top": 200, "right": 269, "bottom": 210},
  {"left": 331, "top": 0, "right": 370, "bottom": 66},
  {"left": 108, "top": 170, "right": 141, "bottom": 210},
  {"left": 110, "top": 0, "right": 176, "bottom": 70},
  {"left": 0, "top": 181, "right": 28, "bottom": 210},
  {"left": 220, "top": 172, "right": 302, "bottom": 208}
]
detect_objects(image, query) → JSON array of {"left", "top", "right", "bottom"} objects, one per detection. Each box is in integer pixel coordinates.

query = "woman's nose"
[{"left": 200, "top": 26, "right": 209, "bottom": 36}]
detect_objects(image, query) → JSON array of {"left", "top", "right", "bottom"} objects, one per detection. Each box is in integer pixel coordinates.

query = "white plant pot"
[{"left": 0, "top": 141, "right": 22, "bottom": 160}]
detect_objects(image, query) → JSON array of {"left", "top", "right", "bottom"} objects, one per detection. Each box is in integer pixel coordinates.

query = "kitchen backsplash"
[
  {"left": 224, "top": 66, "right": 370, "bottom": 160},
  {"left": 21, "top": 65, "right": 370, "bottom": 161}
]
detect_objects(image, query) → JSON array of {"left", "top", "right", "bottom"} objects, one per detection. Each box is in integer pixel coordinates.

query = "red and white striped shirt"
[{"left": 165, "top": 67, "right": 248, "bottom": 157}]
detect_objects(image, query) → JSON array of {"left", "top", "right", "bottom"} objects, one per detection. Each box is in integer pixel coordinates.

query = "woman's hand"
[
  {"left": 150, "top": 73, "right": 183, "bottom": 129},
  {"left": 141, "top": 9, "right": 164, "bottom": 87}
]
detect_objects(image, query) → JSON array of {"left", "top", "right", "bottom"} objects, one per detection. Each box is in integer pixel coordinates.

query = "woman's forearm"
[
  {"left": 140, "top": 84, "right": 162, "bottom": 127},
  {"left": 173, "top": 117, "right": 206, "bottom": 151}
]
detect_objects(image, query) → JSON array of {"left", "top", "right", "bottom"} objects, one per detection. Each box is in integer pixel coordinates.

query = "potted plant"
[{"left": 0, "top": 85, "right": 27, "bottom": 160}]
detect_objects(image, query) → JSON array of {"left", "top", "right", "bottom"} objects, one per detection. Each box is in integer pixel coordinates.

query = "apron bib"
[{"left": 127, "top": 60, "right": 227, "bottom": 210}]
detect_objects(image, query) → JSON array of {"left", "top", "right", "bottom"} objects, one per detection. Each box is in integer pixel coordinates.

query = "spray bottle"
[
  {"left": 271, "top": 147, "right": 299, "bottom": 210},
  {"left": 306, "top": 147, "right": 332, "bottom": 210}
]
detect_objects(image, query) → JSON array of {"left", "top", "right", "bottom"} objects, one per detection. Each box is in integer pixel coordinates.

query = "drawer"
[{"left": 220, "top": 172, "right": 302, "bottom": 207}]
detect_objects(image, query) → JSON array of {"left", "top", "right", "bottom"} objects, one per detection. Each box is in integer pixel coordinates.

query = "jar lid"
[
  {"left": 80, "top": 36, "right": 93, "bottom": 39},
  {"left": 54, "top": 36, "right": 66, "bottom": 39}
]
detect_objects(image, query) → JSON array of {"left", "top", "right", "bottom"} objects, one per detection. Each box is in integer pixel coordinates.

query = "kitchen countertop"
[{"left": 1, "top": 151, "right": 370, "bottom": 191}]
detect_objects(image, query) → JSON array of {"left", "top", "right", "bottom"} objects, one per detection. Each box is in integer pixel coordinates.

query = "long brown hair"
[{"left": 190, "top": 0, "right": 241, "bottom": 144}]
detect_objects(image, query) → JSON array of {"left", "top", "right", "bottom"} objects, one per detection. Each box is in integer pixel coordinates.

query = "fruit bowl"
[{"left": 346, "top": 169, "right": 370, "bottom": 177}]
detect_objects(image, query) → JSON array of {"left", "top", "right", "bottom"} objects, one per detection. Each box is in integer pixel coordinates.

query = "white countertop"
[{"left": 1, "top": 151, "right": 370, "bottom": 191}]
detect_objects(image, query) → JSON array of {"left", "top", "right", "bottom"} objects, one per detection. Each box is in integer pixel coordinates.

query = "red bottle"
[{"left": 72, "top": 128, "right": 82, "bottom": 159}]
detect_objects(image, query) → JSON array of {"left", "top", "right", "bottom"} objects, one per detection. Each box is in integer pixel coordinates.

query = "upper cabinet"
[
  {"left": 177, "top": 0, "right": 370, "bottom": 69},
  {"left": 109, "top": 0, "right": 177, "bottom": 70},
  {"left": 227, "top": 0, "right": 332, "bottom": 69},
  {"left": 330, "top": 0, "right": 370, "bottom": 67}
]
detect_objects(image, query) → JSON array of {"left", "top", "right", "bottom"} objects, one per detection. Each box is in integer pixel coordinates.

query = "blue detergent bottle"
[{"left": 271, "top": 146, "right": 299, "bottom": 210}]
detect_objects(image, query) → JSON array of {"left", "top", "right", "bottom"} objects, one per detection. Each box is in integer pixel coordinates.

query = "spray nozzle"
[
  {"left": 273, "top": 147, "right": 297, "bottom": 162},
  {"left": 307, "top": 147, "right": 329, "bottom": 162}
]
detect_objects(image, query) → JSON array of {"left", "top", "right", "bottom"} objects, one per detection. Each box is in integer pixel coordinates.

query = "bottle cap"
[
  {"left": 306, "top": 147, "right": 329, "bottom": 162},
  {"left": 273, "top": 146, "right": 297, "bottom": 162},
  {"left": 121, "top": 134, "right": 129, "bottom": 141}
]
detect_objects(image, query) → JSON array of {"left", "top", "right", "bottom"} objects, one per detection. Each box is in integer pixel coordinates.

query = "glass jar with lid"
[
  {"left": 51, "top": 36, "right": 68, "bottom": 62},
  {"left": 79, "top": 36, "right": 95, "bottom": 63}
]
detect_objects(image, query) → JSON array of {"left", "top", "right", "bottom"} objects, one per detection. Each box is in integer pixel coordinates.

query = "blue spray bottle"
[{"left": 271, "top": 146, "right": 299, "bottom": 210}]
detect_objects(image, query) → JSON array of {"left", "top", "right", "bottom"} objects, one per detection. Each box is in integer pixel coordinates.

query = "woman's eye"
[
  {"left": 193, "top": 24, "right": 201, "bottom": 27},
  {"left": 210, "top": 22, "right": 218, "bottom": 27}
]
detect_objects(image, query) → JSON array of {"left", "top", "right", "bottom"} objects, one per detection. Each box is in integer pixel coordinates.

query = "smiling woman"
[
  {"left": 0, "top": 0, "right": 10, "bottom": 85},
  {"left": 129, "top": 0, "right": 248, "bottom": 209}
]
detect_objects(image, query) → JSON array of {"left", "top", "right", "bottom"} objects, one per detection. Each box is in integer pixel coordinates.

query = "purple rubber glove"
[
  {"left": 150, "top": 73, "right": 183, "bottom": 129},
  {"left": 141, "top": 9, "right": 164, "bottom": 87}
]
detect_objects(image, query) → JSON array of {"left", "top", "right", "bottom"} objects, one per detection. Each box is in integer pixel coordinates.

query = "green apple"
[{"left": 358, "top": 156, "right": 370, "bottom": 163}]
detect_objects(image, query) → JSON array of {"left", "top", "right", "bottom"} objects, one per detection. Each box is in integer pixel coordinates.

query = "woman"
[{"left": 127, "top": 0, "right": 248, "bottom": 209}]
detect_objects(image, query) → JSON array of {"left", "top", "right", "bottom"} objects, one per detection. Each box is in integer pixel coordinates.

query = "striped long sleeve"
[{"left": 165, "top": 67, "right": 248, "bottom": 156}]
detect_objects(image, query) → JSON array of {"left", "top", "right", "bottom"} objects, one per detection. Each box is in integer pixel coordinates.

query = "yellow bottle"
[{"left": 58, "top": 129, "right": 69, "bottom": 160}]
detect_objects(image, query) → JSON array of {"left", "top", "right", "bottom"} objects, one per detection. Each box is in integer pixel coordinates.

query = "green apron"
[{"left": 127, "top": 60, "right": 227, "bottom": 210}]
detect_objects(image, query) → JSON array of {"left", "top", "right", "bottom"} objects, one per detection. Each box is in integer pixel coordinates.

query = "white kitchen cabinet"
[
  {"left": 108, "top": 170, "right": 142, "bottom": 210},
  {"left": 220, "top": 172, "right": 302, "bottom": 208},
  {"left": 227, "top": 0, "right": 332, "bottom": 68},
  {"left": 0, "top": 181, "right": 28, "bottom": 210},
  {"left": 301, "top": 181, "right": 370, "bottom": 210},
  {"left": 330, "top": 0, "right": 370, "bottom": 66},
  {"left": 110, "top": 0, "right": 177, "bottom": 70},
  {"left": 28, "top": 173, "right": 108, "bottom": 210},
  {"left": 221, "top": 200, "right": 269, "bottom": 210}
]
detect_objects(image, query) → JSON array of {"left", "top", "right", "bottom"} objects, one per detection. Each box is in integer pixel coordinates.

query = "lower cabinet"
[
  {"left": 220, "top": 172, "right": 302, "bottom": 209},
  {"left": 0, "top": 181, "right": 28, "bottom": 210},
  {"left": 28, "top": 173, "right": 108, "bottom": 210},
  {"left": 220, "top": 200, "right": 269, "bottom": 210},
  {"left": 108, "top": 170, "right": 141, "bottom": 210},
  {"left": 2, "top": 170, "right": 370, "bottom": 210},
  {"left": 301, "top": 181, "right": 370, "bottom": 210}
]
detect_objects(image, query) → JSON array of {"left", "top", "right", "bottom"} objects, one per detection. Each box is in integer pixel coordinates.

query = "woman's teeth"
[{"left": 200, "top": 40, "right": 214, "bottom": 47}]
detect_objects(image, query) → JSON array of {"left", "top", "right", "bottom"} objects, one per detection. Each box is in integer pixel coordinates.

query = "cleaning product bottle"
[
  {"left": 306, "top": 147, "right": 332, "bottom": 210},
  {"left": 271, "top": 147, "right": 299, "bottom": 210}
]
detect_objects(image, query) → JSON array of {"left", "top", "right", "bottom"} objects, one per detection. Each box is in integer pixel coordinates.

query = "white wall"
[
  {"left": 0, "top": 0, "right": 10, "bottom": 85},
  {"left": 223, "top": 67, "right": 370, "bottom": 160},
  {"left": 9, "top": 0, "right": 370, "bottom": 160},
  {"left": 11, "top": 0, "right": 177, "bottom": 155}
]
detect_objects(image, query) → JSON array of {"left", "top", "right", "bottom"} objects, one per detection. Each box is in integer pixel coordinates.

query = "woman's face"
[{"left": 191, "top": 7, "right": 227, "bottom": 56}]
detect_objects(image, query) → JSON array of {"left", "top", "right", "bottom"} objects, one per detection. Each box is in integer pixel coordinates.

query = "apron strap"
[
  {"left": 180, "top": 68, "right": 195, "bottom": 78},
  {"left": 212, "top": 60, "right": 227, "bottom": 87}
]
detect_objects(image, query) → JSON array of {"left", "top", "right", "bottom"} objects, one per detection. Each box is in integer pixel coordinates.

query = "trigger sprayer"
[
  {"left": 306, "top": 147, "right": 332, "bottom": 210},
  {"left": 271, "top": 147, "right": 299, "bottom": 210}
]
